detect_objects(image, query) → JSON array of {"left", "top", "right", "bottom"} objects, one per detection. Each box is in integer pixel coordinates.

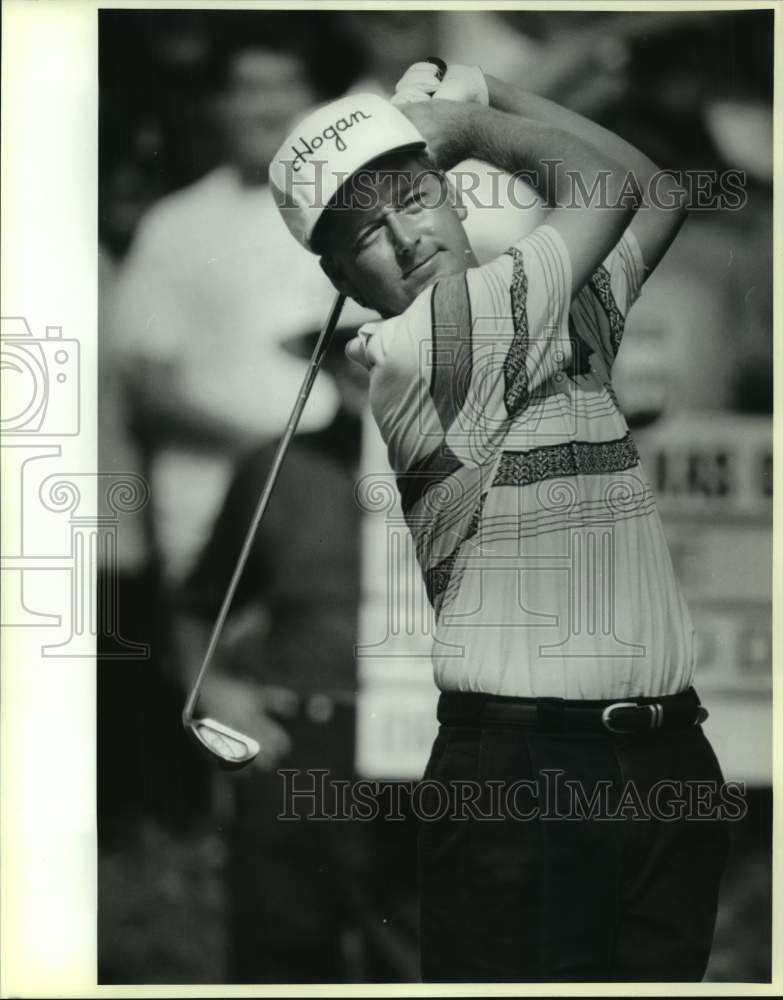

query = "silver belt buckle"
[{"left": 602, "top": 701, "right": 663, "bottom": 733}]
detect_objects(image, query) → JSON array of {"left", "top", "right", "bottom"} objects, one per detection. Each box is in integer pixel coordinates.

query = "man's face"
[
  {"left": 219, "top": 49, "right": 316, "bottom": 178},
  {"left": 320, "top": 154, "right": 476, "bottom": 317}
]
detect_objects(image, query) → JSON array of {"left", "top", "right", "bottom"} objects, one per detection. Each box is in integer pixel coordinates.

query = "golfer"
[{"left": 269, "top": 63, "right": 729, "bottom": 983}]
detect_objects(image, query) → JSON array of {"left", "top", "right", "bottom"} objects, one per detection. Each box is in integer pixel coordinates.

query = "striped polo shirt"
[{"left": 355, "top": 225, "right": 696, "bottom": 699}]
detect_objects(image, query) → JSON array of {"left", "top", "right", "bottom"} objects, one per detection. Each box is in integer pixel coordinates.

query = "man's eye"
[
  {"left": 353, "top": 229, "right": 377, "bottom": 253},
  {"left": 354, "top": 227, "right": 380, "bottom": 253}
]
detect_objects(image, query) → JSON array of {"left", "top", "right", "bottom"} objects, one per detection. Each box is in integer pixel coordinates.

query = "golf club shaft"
[{"left": 183, "top": 292, "right": 347, "bottom": 723}]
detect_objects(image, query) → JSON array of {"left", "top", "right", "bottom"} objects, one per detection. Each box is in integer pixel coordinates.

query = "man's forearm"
[
  {"left": 405, "top": 97, "right": 639, "bottom": 291},
  {"left": 455, "top": 102, "right": 635, "bottom": 212},
  {"left": 479, "top": 73, "right": 688, "bottom": 274},
  {"left": 484, "top": 74, "right": 659, "bottom": 187}
]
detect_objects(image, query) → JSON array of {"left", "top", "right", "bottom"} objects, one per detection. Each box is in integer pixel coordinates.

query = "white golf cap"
[{"left": 269, "top": 93, "right": 427, "bottom": 253}]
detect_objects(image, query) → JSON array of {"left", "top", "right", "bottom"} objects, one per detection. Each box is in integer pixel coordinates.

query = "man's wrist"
[
  {"left": 484, "top": 75, "right": 541, "bottom": 121},
  {"left": 442, "top": 100, "right": 482, "bottom": 167},
  {"left": 484, "top": 74, "right": 520, "bottom": 115},
  {"left": 451, "top": 103, "right": 525, "bottom": 172}
]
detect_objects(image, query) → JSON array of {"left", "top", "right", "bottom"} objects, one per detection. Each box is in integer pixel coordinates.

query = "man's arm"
[
  {"left": 481, "top": 75, "right": 687, "bottom": 277},
  {"left": 401, "top": 99, "right": 640, "bottom": 298},
  {"left": 123, "top": 357, "right": 262, "bottom": 454}
]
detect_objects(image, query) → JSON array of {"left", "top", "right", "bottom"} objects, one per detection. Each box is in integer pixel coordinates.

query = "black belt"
[{"left": 437, "top": 687, "right": 707, "bottom": 735}]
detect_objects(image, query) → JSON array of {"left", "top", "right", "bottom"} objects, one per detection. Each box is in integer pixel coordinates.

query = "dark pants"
[
  {"left": 418, "top": 721, "right": 731, "bottom": 983},
  {"left": 227, "top": 703, "right": 362, "bottom": 983},
  {"left": 97, "top": 569, "right": 210, "bottom": 842}
]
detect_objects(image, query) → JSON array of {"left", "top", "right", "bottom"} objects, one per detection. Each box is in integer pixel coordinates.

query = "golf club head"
[{"left": 184, "top": 716, "right": 260, "bottom": 771}]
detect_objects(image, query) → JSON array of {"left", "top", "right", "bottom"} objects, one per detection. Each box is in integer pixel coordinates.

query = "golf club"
[
  {"left": 181, "top": 56, "right": 448, "bottom": 769},
  {"left": 182, "top": 292, "right": 347, "bottom": 769}
]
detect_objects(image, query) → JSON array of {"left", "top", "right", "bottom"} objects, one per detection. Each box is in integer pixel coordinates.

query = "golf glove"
[{"left": 391, "top": 62, "right": 489, "bottom": 107}]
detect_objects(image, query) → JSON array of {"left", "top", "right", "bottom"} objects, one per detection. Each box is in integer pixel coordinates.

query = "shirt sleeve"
[{"left": 571, "top": 228, "right": 646, "bottom": 369}]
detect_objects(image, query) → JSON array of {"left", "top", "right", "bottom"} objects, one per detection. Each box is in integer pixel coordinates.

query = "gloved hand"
[
  {"left": 391, "top": 61, "right": 489, "bottom": 107},
  {"left": 434, "top": 64, "right": 489, "bottom": 106},
  {"left": 391, "top": 61, "right": 443, "bottom": 105},
  {"left": 345, "top": 322, "right": 379, "bottom": 372}
]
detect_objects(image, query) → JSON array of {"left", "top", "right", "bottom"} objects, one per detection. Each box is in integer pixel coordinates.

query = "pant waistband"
[{"left": 437, "top": 687, "right": 707, "bottom": 735}]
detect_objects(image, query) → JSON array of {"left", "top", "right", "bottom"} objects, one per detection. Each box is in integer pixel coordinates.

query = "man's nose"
[{"left": 383, "top": 209, "right": 418, "bottom": 259}]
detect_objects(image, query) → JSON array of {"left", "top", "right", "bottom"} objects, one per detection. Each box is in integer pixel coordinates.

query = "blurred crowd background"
[{"left": 97, "top": 7, "right": 772, "bottom": 985}]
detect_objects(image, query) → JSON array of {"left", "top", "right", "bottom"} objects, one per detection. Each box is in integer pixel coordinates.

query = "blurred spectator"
[
  {"left": 98, "top": 185, "right": 212, "bottom": 982},
  {"left": 99, "top": 17, "right": 357, "bottom": 981},
  {"left": 97, "top": 245, "right": 184, "bottom": 839},
  {"left": 97, "top": 110, "right": 211, "bottom": 848},
  {"left": 182, "top": 314, "right": 372, "bottom": 982},
  {"left": 112, "top": 17, "right": 348, "bottom": 588}
]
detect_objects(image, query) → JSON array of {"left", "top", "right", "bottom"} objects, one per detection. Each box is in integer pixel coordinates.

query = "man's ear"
[
  {"left": 444, "top": 175, "right": 468, "bottom": 222},
  {"left": 319, "top": 256, "right": 367, "bottom": 307}
]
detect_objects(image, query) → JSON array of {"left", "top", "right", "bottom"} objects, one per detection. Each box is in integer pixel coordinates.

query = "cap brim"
[{"left": 270, "top": 93, "right": 430, "bottom": 252}]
